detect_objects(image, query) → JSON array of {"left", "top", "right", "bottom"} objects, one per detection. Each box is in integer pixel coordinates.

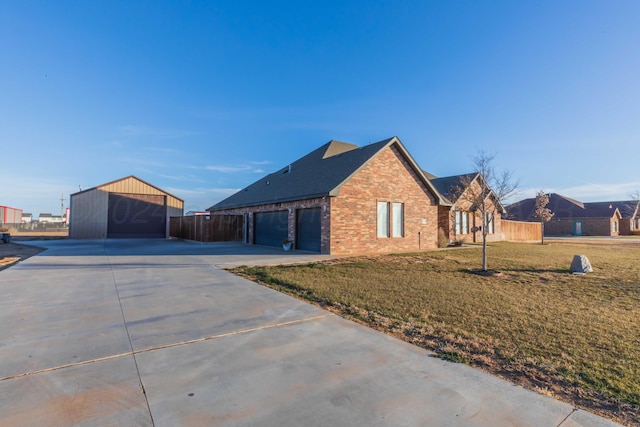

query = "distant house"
[
  {"left": 429, "top": 173, "right": 505, "bottom": 243},
  {"left": 38, "top": 213, "right": 53, "bottom": 222},
  {"left": 38, "top": 213, "right": 65, "bottom": 224},
  {"left": 208, "top": 137, "right": 447, "bottom": 255},
  {"left": 506, "top": 193, "right": 623, "bottom": 236},
  {"left": 608, "top": 200, "right": 640, "bottom": 235},
  {"left": 22, "top": 213, "right": 33, "bottom": 223}
]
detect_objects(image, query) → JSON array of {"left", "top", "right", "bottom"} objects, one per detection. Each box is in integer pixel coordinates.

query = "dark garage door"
[
  {"left": 108, "top": 193, "right": 167, "bottom": 238},
  {"left": 254, "top": 211, "right": 288, "bottom": 248},
  {"left": 296, "top": 208, "right": 321, "bottom": 252}
]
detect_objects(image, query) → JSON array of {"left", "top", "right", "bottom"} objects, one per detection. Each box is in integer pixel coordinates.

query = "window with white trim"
[
  {"left": 377, "top": 202, "right": 389, "bottom": 238},
  {"left": 378, "top": 201, "right": 405, "bottom": 238},
  {"left": 455, "top": 211, "right": 469, "bottom": 234},
  {"left": 392, "top": 203, "right": 404, "bottom": 237},
  {"left": 486, "top": 213, "right": 495, "bottom": 234}
]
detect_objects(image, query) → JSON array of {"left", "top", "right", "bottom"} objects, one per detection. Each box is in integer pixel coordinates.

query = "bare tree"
[
  {"left": 533, "top": 190, "right": 554, "bottom": 244},
  {"left": 453, "top": 151, "right": 518, "bottom": 272}
]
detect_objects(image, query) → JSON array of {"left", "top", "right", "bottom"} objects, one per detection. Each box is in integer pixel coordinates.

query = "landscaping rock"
[{"left": 570, "top": 255, "right": 593, "bottom": 274}]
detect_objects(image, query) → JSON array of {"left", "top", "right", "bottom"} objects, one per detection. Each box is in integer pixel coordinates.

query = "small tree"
[
  {"left": 533, "top": 190, "right": 554, "bottom": 244},
  {"left": 453, "top": 151, "right": 518, "bottom": 272}
]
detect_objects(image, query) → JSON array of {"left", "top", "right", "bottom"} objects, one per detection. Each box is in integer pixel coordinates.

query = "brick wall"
[
  {"left": 212, "top": 145, "right": 440, "bottom": 255},
  {"left": 212, "top": 197, "right": 330, "bottom": 251},
  {"left": 438, "top": 206, "right": 451, "bottom": 240},
  {"left": 446, "top": 179, "right": 505, "bottom": 243},
  {"left": 330, "top": 145, "right": 439, "bottom": 255},
  {"left": 544, "top": 217, "right": 617, "bottom": 236}
]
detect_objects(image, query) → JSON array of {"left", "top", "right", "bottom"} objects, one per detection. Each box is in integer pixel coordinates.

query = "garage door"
[
  {"left": 296, "top": 208, "right": 321, "bottom": 252},
  {"left": 107, "top": 193, "right": 167, "bottom": 238},
  {"left": 254, "top": 211, "right": 288, "bottom": 248}
]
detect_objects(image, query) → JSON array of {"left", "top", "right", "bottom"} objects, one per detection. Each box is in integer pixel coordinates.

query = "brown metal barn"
[{"left": 69, "top": 176, "right": 184, "bottom": 239}]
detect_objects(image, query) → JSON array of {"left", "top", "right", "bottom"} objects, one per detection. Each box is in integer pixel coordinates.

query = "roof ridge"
[
  {"left": 322, "top": 140, "right": 359, "bottom": 159},
  {"left": 552, "top": 193, "right": 584, "bottom": 209}
]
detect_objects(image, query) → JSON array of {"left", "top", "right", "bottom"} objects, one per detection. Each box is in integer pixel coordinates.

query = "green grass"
[{"left": 232, "top": 241, "right": 640, "bottom": 426}]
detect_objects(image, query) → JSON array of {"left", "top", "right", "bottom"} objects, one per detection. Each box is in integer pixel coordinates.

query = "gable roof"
[
  {"left": 209, "top": 137, "right": 447, "bottom": 210},
  {"left": 71, "top": 175, "right": 183, "bottom": 202},
  {"left": 429, "top": 172, "right": 505, "bottom": 213},
  {"left": 506, "top": 193, "right": 623, "bottom": 221},
  {"left": 607, "top": 200, "right": 640, "bottom": 219},
  {"left": 429, "top": 173, "right": 479, "bottom": 204}
]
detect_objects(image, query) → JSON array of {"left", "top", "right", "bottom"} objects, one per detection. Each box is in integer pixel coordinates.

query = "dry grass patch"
[
  {"left": 0, "top": 243, "right": 45, "bottom": 271},
  {"left": 232, "top": 241, "right": 640, "bottom": 426}
]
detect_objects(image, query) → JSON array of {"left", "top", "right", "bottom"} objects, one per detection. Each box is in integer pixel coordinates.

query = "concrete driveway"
[{"left": 0, "top": 239, "right": 619, "bottom": 426}]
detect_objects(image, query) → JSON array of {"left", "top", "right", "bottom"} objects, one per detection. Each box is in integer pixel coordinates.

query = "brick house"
[
  {"left": 506, "top": 193, "right": 623, "bottom": 236},
  {"left": 208, "top": 137, "right": 447, "bottom": 255},
  {"left": 429, "top": 173, "right": 505, "bottom": 243},
  {"left": 609, "top": 200, "right": 640, "bottom": 235}
]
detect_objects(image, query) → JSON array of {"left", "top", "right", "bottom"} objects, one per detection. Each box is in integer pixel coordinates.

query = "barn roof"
[{"left": 71, "top": 175, "right": 183, "bottom": 202}]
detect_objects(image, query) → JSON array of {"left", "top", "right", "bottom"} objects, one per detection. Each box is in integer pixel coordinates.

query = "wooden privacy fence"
[
  {"left": 501, "top": 220, "right": 541, "bottom": 242},
  {"left": 170, "top": 215, "right": 243, "bottom": 242}
]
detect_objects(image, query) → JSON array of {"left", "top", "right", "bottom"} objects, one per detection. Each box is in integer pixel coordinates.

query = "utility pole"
[{"left": 61, "top": 194, "right": 65, "bottom": 217}]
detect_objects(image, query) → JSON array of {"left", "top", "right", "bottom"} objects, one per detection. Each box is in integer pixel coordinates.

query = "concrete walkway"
[{"left": 0, "top": 239, "right": 620, "bottom": 426}]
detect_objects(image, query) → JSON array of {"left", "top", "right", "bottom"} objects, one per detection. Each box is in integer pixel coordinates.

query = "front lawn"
[{"left": 231, "top": 241, "right": 640, "bottom": 426}]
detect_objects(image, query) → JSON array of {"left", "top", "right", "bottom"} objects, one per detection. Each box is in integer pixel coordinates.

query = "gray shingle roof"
[
  {"left": 608, "top": 200, "right": 640, "bottom": 218},
  {"left": 209, "top": 137, "right": 445, "bottom": 210},
  {"left": 429, "top": 173, "right": 478, "bottom": 203},
  {"left": 506, "top": 193, "right": 624, "bottom": 220}
]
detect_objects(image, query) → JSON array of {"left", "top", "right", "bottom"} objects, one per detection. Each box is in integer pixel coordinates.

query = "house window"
[
  {"left": 455, "top": 211, "right": 469, "bottom": 234},
  {"left": 462, "top": 212, "right": 468, "bottom": 234},
  {"left": 378, "top": 201, "right": 405, "bottom": 238},
  {"left": 377, "top": 202, "right": 389, "bottom": 238},
  {"left": 612, "top": 221, "right": 618, "bottom": 233},
  {"left": 485, "top": 213, "right": 495, "bottom": 234},
  {"left": 392, "top": 203, "right": 404, "bottom": 237}
]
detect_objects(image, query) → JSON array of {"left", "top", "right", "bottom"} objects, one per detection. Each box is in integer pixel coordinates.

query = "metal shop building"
[
  {"left": 69, "top": 176, "right": 184, "bottom": 239},
  {"left": 0, "top": 205, "right": 23, "bottom": 226}
]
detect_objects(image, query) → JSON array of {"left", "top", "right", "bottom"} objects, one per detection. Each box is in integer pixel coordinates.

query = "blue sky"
[{"left": 1, "top": 1, "right": 639, "bottom": 216}]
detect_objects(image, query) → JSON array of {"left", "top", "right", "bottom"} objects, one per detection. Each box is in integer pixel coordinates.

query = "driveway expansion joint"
[
  {"left": 0, "top": 313, "right": 335, "bottom": 382},
  {"left": 557, "top": 408, "right": 578, "bottom": 426}
]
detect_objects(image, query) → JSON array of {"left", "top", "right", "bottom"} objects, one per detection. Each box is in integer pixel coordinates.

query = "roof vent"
[{"left": 283, "top": 164, "right": 291, "bottom": 174}]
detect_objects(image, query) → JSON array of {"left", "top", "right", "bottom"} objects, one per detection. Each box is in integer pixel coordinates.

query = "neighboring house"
[
  {"left": 185, "top": 211, "right": 211, "bottom": 216},
  {"left": 208, "top": 137, "right": 448, "bottom": 255},
  {"left": 506, "top": 193, "right": 623, "bottom": 236},
  {"left": 22, "top": 213, "right": 33, "bottom": 223},
  {"left": 608, "top": 200, "right": 640, "bottom": 235},
  {"left": 38, "top": 213, "right": 53, "bottom": 223},
  {"left": 429, "top": 173, "right": 505, "bottom": 243},
  {"left": 39, "top": 213, "right": 65, "bottom": 224}
]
